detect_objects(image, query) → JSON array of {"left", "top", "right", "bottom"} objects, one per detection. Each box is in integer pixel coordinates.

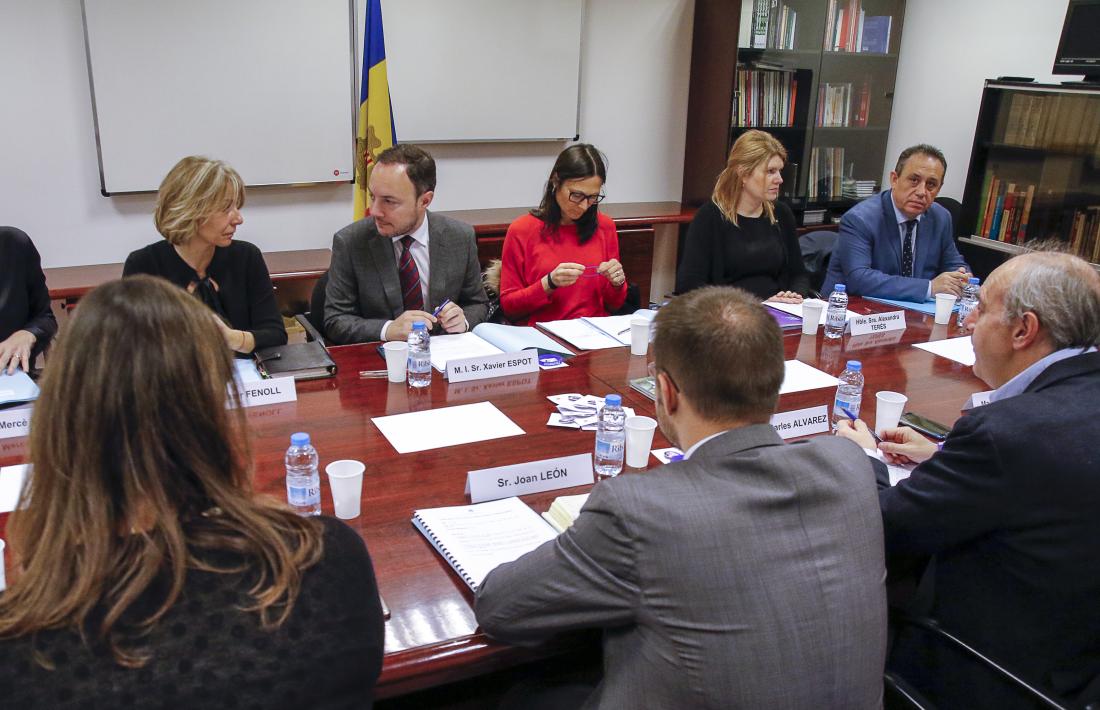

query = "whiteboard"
[
  {"left": 82, "top": 0, "right": 356, "bottom": 194},
  {"left": 382, "top": 0, "right": 583, "bottom": 143}
]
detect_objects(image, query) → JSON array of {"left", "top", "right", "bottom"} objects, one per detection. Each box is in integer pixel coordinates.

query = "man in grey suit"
[
  {"left": 325, "top": 144, "right": 489, "bottom": 343},
  {"left": 475, "top": 286, "right": 887, "bottom": 709}
]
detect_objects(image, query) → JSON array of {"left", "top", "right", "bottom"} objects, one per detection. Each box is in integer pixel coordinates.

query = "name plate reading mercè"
[
  {"left": 465, "top": 452, "right": 594, "bottom": 504},
  {"left": 0, "top": 406, "right": 32, "bottom": 440}
]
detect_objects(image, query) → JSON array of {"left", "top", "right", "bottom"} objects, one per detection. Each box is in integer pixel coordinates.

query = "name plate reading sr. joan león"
[
  {"left": 447, "top": 351, "right": 538, "bottom": 383},
  {"left": 466, "top": 452, "right": 594, "bottom": 503},
  {"left": 235, "top": 376, "right": 297, "bottom": 408},
  {"left": 848, "top": 310, "right": 906, "bottom": 337}
]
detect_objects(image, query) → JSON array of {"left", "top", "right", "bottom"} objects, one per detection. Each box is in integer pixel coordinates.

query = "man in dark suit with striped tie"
[
  {"left": 325, "top": 144, "right": 489, "bottom": 344},
  {"left": 821, "top": 144, "right": 971, "bottom": 301}
]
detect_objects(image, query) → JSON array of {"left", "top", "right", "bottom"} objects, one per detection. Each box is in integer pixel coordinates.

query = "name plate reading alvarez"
[
  {"left": 770, "top": 405, "right": 830, "bottom": 439},
  {"left": 465, "top": 452, "right": 594, "bottom": 504},
  {"left": 235, "top": 376, "right": 297, "bottom": 408},
  {"left": 447, "top": 351, "right": 538, "bottom": 384},
  {"left": 848, "top": 310, "right": 906, "bottom": 337},
  {"left": 0, "top": 406, "right": 32, "bottom": 440}
]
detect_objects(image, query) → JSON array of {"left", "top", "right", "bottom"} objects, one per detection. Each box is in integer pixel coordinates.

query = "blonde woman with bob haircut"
[
  {"left": 124, "top": 156, "right": 287, "bottom": 353},
  {"left": 0, "top": 276, "right": 383, "bottom": 707},
  {"left": 676, "top": 130, "right": 810, "bottom": 302}
]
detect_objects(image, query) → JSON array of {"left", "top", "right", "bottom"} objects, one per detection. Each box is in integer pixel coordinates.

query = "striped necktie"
[
  {"left": 901, "top": 220, "right": 917, "bottom": 278},
  {"left": 398, "top": 235, "right": 424, "bottom": 312}
]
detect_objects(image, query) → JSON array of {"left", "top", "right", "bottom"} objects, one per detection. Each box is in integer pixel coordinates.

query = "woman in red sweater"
[{"left": 499, "top": 144, "right": 628, "bottom": 325}]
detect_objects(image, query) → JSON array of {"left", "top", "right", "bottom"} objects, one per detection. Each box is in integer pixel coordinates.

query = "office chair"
[
  {"left": 293, "top": 271, "right": 328, "bottom": 344},
  {"left": 885, "top": 671, "right": 935, "bottom": 710},
  {"left": 889, "top": 613, "right": 1094, "bottom": 710},
  {"left": 799, "top": 229, "right": 837, "bottom": 297},
  {"left": 934, "top": 196, "right": 964, "bottom": 247}
]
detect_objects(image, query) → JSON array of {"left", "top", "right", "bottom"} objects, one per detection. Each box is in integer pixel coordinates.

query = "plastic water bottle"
[
  {"left": 957, "top": 277, "right": 980, "bottom": 326},
  {"left": 594, "top": 394, "right": 626, "bottom": 478},
  {"left": 285, "top": 432, "right": 321, "bottom": 516},
  {"left": 825, "top": 283, "right": 848, "bottom": 339},
  {"left": 407, "top": 321, "right": 432, "bottom": 388},
  {"left": 831, "top": 360, "right": 864, "bottom": 432}
]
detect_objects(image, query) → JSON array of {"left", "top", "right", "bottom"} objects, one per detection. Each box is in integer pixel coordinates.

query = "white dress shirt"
[{"left": 891, "top": 200, "right": 931, "bottom": 299}]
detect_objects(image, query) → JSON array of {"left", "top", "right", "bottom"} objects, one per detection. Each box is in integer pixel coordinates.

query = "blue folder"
[{"left": 866, "top": 296, "right": 958, "bottom": 315}]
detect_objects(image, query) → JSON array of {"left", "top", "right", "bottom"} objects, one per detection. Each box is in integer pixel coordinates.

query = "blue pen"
[
  {"left": 840, "top": 407, "right": 882, "bottom": 444},
  {"left": 431, "top": 298, "right": 452, "bottom": 318}
]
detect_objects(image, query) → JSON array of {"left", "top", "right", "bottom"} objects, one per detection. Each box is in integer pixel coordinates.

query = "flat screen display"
[{"left": 1054, "top": 0, "right": 1100, "bottom": 74}]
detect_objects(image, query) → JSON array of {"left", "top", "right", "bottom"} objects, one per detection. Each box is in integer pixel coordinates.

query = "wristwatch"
[{"left": 546, "top": 272, "right": 558, "bottom": 290}]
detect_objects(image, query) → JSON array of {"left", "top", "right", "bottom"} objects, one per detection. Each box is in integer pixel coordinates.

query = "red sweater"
[{"left": 499, "top": 213, "right": 628, "bottom": 325}]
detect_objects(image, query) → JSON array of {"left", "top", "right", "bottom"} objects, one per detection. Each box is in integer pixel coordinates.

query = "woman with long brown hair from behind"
[{"left": 0, "top": 275, "right": 383, "bottom": 708}]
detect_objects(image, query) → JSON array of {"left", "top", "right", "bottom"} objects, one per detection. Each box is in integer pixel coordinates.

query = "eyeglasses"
[
  {"left": 647, "top": 362, "right": 678, "bottom": 393},
  {"left": 567, "top": 190, "right": 606, "bottom": 205}
]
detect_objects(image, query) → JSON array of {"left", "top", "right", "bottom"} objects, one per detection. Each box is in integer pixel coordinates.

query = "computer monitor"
[{"left": 1053, "top": 0, "right": 1100, "bottom": 83}]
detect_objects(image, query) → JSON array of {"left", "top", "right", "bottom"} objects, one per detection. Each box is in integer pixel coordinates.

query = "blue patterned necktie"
[{"left": 901, "top": 220, "right": 917, "bottom": 278}]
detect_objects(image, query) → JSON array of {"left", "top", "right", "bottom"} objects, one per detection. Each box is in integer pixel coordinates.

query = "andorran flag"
[{"left": 353, "top": 0, "right": 396, "bottom": 219}]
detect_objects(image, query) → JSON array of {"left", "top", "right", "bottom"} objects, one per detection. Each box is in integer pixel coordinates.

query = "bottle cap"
[
  {"left": 968, "top": 277, "right": 980, "bottom": 285},
  {"left": 834, "top": 284, "right": 846, "bottom": 292},
  {"left": 290, "top": 432, "right": 310, "bottom": 446},
  {"left": 412, "top": 321, "right": 427, "bottom": 331},
  {"left": 605, "top": 394, "right": 622, "bottom": 407},
  {"left": 846, "top": 360, "right": 862, "bottom": 371}
]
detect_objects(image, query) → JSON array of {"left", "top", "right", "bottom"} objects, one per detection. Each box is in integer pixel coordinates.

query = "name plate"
[
  {"left": 845, "top": 327, "right": 906, "bottom": 351},
  {"left": 0, "top": 406, "right": 32, "bottom": 440},
  {"left": 849, "top": 310, "right": 906, "bottom": 337},
  {"left": 447, "top": 351, "right": 538, "bottom": 383},
  {"left": 465, "top": 452, "right": 594, "bottom": 503},
  {"left": 236, "top": 376, "right": 297, "bottom": 408},
  {"left": 965, "top": 390, "right": 993, "bottom": 409},
  {"left": 770, "top": 405, "right": 830, "bottom": 439}
]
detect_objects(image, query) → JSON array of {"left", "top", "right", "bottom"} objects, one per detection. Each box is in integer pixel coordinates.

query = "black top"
[
  {"left": 123, "top": 240, "right": 287, "bottom": 350},
  {"left": 675, "top": 200, "right": 811, "bottom": 298},
  {"left": 0, "top": 227, "right": 58, "bottom": 357},
  {"left": 0, "top": 517, "right": 385, "bottom": 709}
]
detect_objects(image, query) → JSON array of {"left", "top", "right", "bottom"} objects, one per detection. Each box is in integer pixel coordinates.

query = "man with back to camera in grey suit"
[
  {"left": 324, "top": 144, "right": 489, "bottom": 343},
  {"left": 475, "top": 286, "right": 888, "bottom": 709}
]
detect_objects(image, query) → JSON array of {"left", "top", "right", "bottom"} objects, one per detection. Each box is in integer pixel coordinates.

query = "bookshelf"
[
  {"left": 734, "top": 0, "right": 906, "bottom": 224},
  {"left": 959, "top": 81, "right": 1100, "bottom": 271}
]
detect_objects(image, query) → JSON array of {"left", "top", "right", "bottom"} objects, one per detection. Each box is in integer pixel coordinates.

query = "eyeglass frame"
[{"left": 566, "top": 189, "right": 606, "bottom": 205}]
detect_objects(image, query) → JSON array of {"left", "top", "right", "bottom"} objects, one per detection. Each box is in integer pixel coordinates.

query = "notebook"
[
  {"left": 411, "top": 496, "right": 556, "bottom": 590},
  {"left": 425, "top": 324, "right": 576, "bottom": 373},
  {"left": 536, "top": 310, "right": 656, "bottom": 351}
]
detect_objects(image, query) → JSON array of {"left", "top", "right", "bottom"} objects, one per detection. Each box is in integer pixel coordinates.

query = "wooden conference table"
[{"left": 0, "top": 297, "right": 985, "bottom": 699}]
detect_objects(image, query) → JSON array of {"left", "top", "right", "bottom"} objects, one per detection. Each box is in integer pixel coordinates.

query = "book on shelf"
[
  {"left": 996, "top": 91, "right": 1100, "bottom": 153},
  {"left": 802, "top": 208, "right": 827, "bottom": 226},
  {"left": 815, "top": 79, "right": 870, "bottom": 128},
  {"left": 736, "top": 67, "right": 798, "bottom": 128},
  {"left": 809, "top": 146, "right": 846, "bottom": 200},
  {"left": 750, "top": 0, "right": 770, "bottom": 48},
  {"left": 411, "top": 496, "right": 556, "bottom": 591},
  {"left": 975, "top": 175, "right": 1038, "bottom": 245},
  {"left": 841, "top": 178, "right": 876, "bottom": 200},
  {"left": 541, "top": 493, "right": 590, "bottom": 533},
  {"left": 826, "top": 0, "right": 887, "bottom": 53},
  {"left": 860, "top": 16, "right": 892, "bottom": 53},
  {"left": 750, "top": 0, "right": 798, "bottom": 50}
]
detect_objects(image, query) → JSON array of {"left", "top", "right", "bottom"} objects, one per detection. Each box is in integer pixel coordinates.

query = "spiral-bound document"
[{"left": 411, "top": 497, "right": 556, "bottom": 591}]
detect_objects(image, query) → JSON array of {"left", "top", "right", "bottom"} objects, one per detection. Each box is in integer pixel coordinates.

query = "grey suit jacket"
[
  {"left": 476, "top": 425, "right": 887, "bottom": 710},
  {"left": 324, "top": 211, "right": 489, "bottom": 343}
]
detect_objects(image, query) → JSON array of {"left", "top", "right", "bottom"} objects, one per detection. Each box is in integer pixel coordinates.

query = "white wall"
[
  {"left": 883, "top": 0, "right": 1071, "bottom": 199},
  {"left": 0, "top": 0, "right": 693, "bottom": 268}
]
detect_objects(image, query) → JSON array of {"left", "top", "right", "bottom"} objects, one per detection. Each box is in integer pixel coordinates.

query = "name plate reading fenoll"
[
  {"left": 465, "top": 452, "right": 594, "bottom": 504},
  {"left": 848, "top": 310, "right": 906, "bottom": 337},
  {"left": 235, "top": 376, "right": 297, "bottom": 408},
  {"left": 0, "top": 406, "right": 32, "bottom": 440},
  {"left": 447, "top": 351, "right": 539, "bottom": 383},
  {"left": 770, "top": 405, "right": 831, "bottom": 440}
]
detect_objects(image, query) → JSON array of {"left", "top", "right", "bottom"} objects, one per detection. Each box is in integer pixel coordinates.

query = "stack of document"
[
  {"left": 546, "top": 393, "right": 635, "bottom": 430},
  {"left": 411, "top": 496, "right": 556, "bottom": 590},
  {"left": 537, "top": 311, "right": 656, "bottom": 351},
  {"left": 429, "top": 323, "right": 575, "bottom": 373},
  {"left": 541, "top": 493, "right": 590, "bottom": 533},
  {"left": 842, "top": 178, "right": 876, "bottom": 199}
]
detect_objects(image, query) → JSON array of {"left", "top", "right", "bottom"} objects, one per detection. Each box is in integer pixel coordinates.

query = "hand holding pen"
[{"left": 433, "top": 298, "right": 467, "bottom": 334}]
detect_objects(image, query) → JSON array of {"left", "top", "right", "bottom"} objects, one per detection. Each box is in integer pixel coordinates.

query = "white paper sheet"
[
  {"left": 428, "top": 333, "right": 504, "bottom": 372},
  {"left": 0, "top": 464, "right": 29, "bottom": 513},
  {"left": 233, "top": 359, "right": 264, "bottom": 384},
  {"left": 913, "top": 336, "right": 976, "bottom": 366},
  {"left": 766, "top": 301, "right": 858, "bottom": 326},
  {"left": 780, "top": 360, "right": 840, "bottom": 394},
  {"left": 372, "top": 401, "right": 525, "bottom": 453},
  {"left": 0, "top": 370, "right": 40, "bottom": 405},
  {"left": 580, "top": 315, "right": 636, "bottom": 345}
]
